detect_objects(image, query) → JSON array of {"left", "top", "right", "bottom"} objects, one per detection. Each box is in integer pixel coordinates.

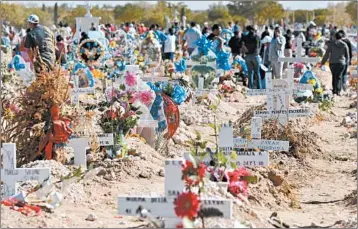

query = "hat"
[
  {"left": 261, "top": 36, "right": 272, "bottom": 44},
  {"left": 27, "top": 14, "right": 39, "bottom": 24}
]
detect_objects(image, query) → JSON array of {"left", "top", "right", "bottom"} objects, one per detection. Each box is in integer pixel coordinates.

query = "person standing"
[
  {"left": 319, "top": 31, "right": 349, "bottom": 96},
  {"left": 232, "top": 21, "right": 240, "bottom": 34},
  {"left": 338, "top": 30, "right": 352, "bottom": 91},
  {"left": 241, "top": 25, "right": 262, "bottom": 89},
  {"left": 55, "top": 35, "right": 67, "bottom": 66},
  {"left": 24, "top": 14, "right": 56, "bottom": 73},
  {"left": 283, "top": 29, "right": 293, "bottom": 70},
  {"left": 269, "top": 27, "right": 286, "bottom": 79},
  {"left": 228, "top": 30, "right": 241, "bottom": 58},
  {"left": 182, "top": 21, "right": 202, "bottom": 55},
  {"left": 164, "top": 28, "right": 176, "bottom": 61}
]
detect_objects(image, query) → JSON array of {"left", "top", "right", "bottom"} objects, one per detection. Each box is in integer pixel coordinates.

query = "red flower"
[
  {"left": 228, "top": 180, "right": 248, "bottom": 197},
  {"left": 174, "top": 192, "right": 201, "bottom": 220},
  {"left": 176, "top": 223, "right": 183, "bottom": 228},
  {"left": 182, "top": 161, "right": 206, "bottom": 186},
  {"left": 227, "top": 167, "right": 251, "bottom": 182}
]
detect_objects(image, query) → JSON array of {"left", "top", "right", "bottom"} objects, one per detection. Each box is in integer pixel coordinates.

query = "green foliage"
[
  {"left": 187, "top": 131, "right": 208, "bottom": 159},
  {"left": 346, "top": 1, "right": 357, "bottom": 24},
  {"left": 318, "top": 100, "right": 334, "bottom": 112}
]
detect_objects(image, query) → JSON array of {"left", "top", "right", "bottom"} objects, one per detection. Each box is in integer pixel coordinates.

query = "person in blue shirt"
[{"left": 232, "top": 21, "right": 240, "bottom": 33}]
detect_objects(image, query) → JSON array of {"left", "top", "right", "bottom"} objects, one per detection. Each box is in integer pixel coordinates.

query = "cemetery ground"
[{"left": 1, "top": 68, "right": 357, "bottom": 228}]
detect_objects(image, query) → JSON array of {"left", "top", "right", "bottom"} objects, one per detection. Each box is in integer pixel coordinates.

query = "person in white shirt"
[
  {"left": 164, "top": 28, "right": 176, "bottom": 61},
  {"left": 183, "top": 21, "right": 202, "bottom": 55}
]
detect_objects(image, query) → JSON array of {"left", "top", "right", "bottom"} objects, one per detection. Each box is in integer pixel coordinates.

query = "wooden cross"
[
  {"left": 118, "top": 159, "right": 233, "bottom": 228},
  {"left": 1, "top": 143, "right": 51, "bottom": 197}
]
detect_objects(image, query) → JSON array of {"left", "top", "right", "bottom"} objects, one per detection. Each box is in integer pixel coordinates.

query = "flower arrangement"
[
  {"left": 76, "top": 38, "right": 105, "bottom": 64},
  {"left": 99, "top": 87, "right": 142, "bottom": 136},
  {"left": 219, "top": 84, "right": 234, "bottom": 95}
]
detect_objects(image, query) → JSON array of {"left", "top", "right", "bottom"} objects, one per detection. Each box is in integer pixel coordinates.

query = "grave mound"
[
  {"left": 234, "top": 106, "right": 322, "bottom": 159},
  {"left": 93, "top": 137, "right": 165, "bottom": 181}
]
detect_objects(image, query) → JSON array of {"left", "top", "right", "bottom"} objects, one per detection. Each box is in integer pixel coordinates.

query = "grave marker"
[
  {"left": 278, "top": 38, "right": 320, "bottom": 64},
  {"left": 68, "top": 133, "right": 114, "bottom": 169},
  {"left": 118, "top": 159, "right": 233, "bottom": 228},
  {"left": 1, "top": 143, "right": 51, "bottom": 197}
]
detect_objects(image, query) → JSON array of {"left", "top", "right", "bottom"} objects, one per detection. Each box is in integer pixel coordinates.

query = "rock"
[
  {"left": 158, "top": 169, "right": 165, "bottom": 177},
  {"left": 85, "top": 213, "right": 97, "bottom": 221},
  {"left": 342, "top": 116, "right": 353, "bottom": 126},
  {"left": 182, "top": 114, "right": 196, "bottom": 126},
  {"left": 96, "top": 168, "right": 107, "bottom": 176},
  {"left": 268, "top": 171, "right": 284, "bottom": 186},
  {"left": 139, "top": 171, "right": 151, "bottom": 179}
]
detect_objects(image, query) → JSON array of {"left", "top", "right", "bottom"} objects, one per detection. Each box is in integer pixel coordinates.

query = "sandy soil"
[{"left": 1, "top": 68, "right": 357, "bottom": 228}]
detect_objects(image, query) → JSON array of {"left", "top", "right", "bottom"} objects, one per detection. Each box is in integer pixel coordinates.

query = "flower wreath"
[{"left": 76, "top": 38, "right": 105, "bottom": 64}]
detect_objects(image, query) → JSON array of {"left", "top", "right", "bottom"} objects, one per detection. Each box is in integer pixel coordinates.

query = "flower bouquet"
[{"left": 76, "top": 38, "right": 105, "bottom": 64}]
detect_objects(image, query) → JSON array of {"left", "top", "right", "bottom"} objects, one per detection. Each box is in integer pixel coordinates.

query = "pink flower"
[
  {"left": 125, "top": 71, "right": 137, "bottom": 87},
  {"left": 138, "top": 91, "right": 153, "bottom": 105},
  {"left": 129, "top": 92, "right": 138, "bottom": 104},
  {"left": 8, "top": 103, "right": 19, "bottom": 114}
]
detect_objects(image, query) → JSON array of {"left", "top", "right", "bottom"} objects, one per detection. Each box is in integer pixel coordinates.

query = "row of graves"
[{"left": 0, "top": 11, "right": 329, "bottom": 227}]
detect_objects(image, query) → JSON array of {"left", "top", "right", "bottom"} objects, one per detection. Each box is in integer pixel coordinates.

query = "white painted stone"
[{"left": 1, "top": 143, "right": 51, "bottom": 197}]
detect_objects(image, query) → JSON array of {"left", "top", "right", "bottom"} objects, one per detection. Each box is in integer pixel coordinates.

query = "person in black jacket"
[
  {"left": 338, "top": 30, "right": 352, "bottom": 91},
  {"left": 241, "top": 25, "right": 262, "bottom": 89},
  {"left": 228, "top": 31, "right": 241, "bottom": 58}
]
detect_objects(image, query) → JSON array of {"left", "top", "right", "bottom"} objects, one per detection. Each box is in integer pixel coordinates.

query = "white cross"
[
  {"left": 67, "top": 133, "right": 114, "bottom": 169},
  {"left": 278, "top": 38, "right": 320, "bottom": 64},
  {"left": 1, "top": 143, "right": 51, "bottom": 197},
  {"left": 118, "top": 159, "right": 233, "bottom": 228},
  {"left": 246, "top": 71, "right": 313, "bottom": 125},
  {"left": 214, "top": 117, "right": 289, "bottom": 167}
]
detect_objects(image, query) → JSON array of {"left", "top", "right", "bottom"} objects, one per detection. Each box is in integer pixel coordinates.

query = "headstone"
[
  {"left": 74, "top": 2, "right": 100, "bottom": 40},
  {"left": 118, "top": 159, "right": 233, "bottom": 228},
  {"left": 1, "top": 143, "right": 51, "bottom": 197}
]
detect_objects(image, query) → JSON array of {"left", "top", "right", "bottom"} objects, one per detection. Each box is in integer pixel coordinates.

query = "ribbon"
[
  {"left": 174, "top": 59, "right": 187, "bottom": 73},
  {"left": 8, "top": 55, "right": 26, "bottom": 71},
  {"left": 216, "top": 50, "right": 232, "bottom": 71},
  {"left": 195, "top": 36, "right": 212, "bottom": 56}
]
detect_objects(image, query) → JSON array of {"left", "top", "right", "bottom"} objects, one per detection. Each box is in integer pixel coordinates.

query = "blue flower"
[{"left": 175, "top": 59, "right": 187, "bottom": 73}]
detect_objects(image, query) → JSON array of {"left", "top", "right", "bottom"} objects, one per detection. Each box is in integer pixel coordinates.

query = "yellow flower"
[
  {"left": 91, "top": 69, "right": 104, "bottom": 79},
  {"left": 109, "top": 41, "right": 116, "bottom": 48},
  {"left": 314, "top": 88, "right": 323, "bottom": 94},
  {"left": 308, "top": 79, "right": 316, "bottom": 85},
  {"left": 4, "top": 108, "right": 14, "bottom": 120}
]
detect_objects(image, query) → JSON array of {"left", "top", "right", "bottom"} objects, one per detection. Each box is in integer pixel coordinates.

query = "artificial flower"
[
  {"left": 182, "top": 161, "right": 207, "bottom": 186},
  {"left": 227, "top": 167, "right": 251, "bottom": 182},
  {"left": 174, "top": 192, "right": 201, "bottom": 220},
  {"left": 228, "top": 180, "right": 248, "bottom": 197},
  {"left": 308, "top": 79, "right": 316, "bottom": 85},
  {"left": 138, "top": 91, "right": 154, "bottom": 106},
  {"left": 124, "top": 71, "right": 137, "bottom": 87}
]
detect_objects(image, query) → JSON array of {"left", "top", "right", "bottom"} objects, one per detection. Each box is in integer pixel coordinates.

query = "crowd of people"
[{"left": 1, "top": 14, "right": 355, "bottom": 97}]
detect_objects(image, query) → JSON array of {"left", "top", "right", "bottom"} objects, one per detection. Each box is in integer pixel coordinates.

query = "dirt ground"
[{"left": 1, "top": 68, "right": 357, "bottom": 228}]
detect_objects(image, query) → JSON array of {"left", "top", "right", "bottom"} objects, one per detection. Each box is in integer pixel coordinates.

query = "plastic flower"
[
  {"left": 124, "top": 71, "right": 137, "bottom": 87},
  {"left": 182, "top": 161, "right": 206, "bottom": 186},
  {"left": 174, "top": 192, "right": 201, "bottom": 220},
  {"left": 308, "top": 79, "right": 316, "bottom": 85},
  {"left": 227, "top": 167, "right": 251, "bottom": 182},
  {"left": 228, "top": 180, "right": 248, "bottom": 197},
  {"left": 8, "top": 103, "right": 19, "bottom": 114},
  {"left": 138, "top": 91, "right": 154, "bottom": 106}
]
